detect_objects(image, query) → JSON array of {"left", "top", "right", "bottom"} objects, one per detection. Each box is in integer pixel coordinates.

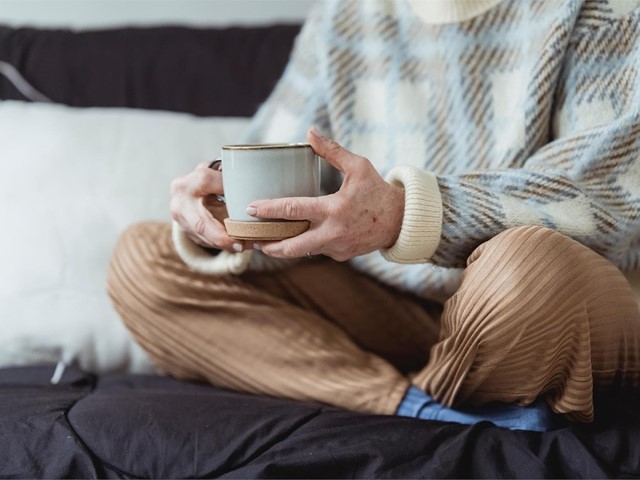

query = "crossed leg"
[{"left": 108, "top": 223, "right": 640, "bottom": 422}]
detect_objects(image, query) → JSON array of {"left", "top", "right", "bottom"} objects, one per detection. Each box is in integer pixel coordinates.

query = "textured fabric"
[
  {"left": 397, "top": 386, "right": 565, "bottom": 432},
  {"left": 171, "top": 220, "right": 254, "bottom": 275},
  {"left": 407, "top": 0, "right": 508, "bottom": 24},
  {"left": 3, "top": 366, "right": 640, "bottom": 479},
  {"left": 380, "top": 166, "right": 443, "bottom": 263},
  {"left": 108, "top": 222, "right": 640, "bottom": 422},
  {"left": 175, "top": 0, "right": 640, "bottom": 303},
  {"left": 0, "top": 101, "right": 249, "bottom": 375},
  {"left": 414, "top": 225, "right": 640, "bottom": 422},
  {"left": 109, "top": 222, "right": 421, "bottom": 415}
]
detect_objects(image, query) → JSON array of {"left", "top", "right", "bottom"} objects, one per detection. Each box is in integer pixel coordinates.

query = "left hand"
[{"left": 247, "top": 128, "right": 405, "bottom": 261}]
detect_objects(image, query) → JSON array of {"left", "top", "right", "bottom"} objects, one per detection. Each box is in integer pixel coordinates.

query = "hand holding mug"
[
  {"left": 220, "top": 140, "right": 320, "bottom": 240},
  {"left": 170, "top": 162, "right": 251, "bottom": 253},
  {"left": 248, "top": 128, "right": 405, "bottom": 261}
]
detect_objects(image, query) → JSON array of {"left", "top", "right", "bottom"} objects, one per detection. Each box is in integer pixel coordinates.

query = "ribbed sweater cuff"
[
  {"left": 171, "top": 221, "right": 253, "bottom": 275},
  {"left": 380, "top": 166, "right": 443, "bottom": 264}
]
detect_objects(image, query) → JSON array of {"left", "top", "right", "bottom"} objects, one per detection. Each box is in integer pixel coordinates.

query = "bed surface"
[{"left": 2, "top": 365, "right": 639, "bottom": 478}]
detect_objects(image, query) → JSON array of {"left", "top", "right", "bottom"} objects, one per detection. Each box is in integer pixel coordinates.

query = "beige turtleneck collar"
[{"left": 407, "top": 0, "right": 507, "bottom": 24}]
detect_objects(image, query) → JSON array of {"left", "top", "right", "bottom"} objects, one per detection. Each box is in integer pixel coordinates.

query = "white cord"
[
  {"left": 0, "top": 60, "right": 52, "bottom": 103},
  {"left": 50, "top": 361, "right": 66, "bottom": 385},
  {"left": 50, "top": 350, "right": 74, "bottom": 384}
]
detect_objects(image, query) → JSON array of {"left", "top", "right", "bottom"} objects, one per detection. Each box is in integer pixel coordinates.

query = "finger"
[
  {"left": 186, "top": 207, "right": 236, "bottom": 251},
  {"left": 307, "top": 127, "right": 357, "bottom": 173},
  {"left": 259, "top": 230, "right": 324, "bottom": 258},
  {"left": 247, "top": 196, "right": 326, "bottom": 222},
  {"left": 187, "top": 167, "right": 224, "bottom": 197},
  {"left": 174, "top": 198, "right": 244, "bottom": 252},
  {"left": 203, "top": 194, "right": 226, "bottom": 210},
  {"left": 240, "top": 240, "right": 254, "bottom": 251},
  {"left": 197, "top": 207, "right": 247, "bottom": 253},
  {"left": 196, "top": 159, "right": 222, "bottom": 171},
  {"left": 191, "top": 231, "right": 249, "bottom": 254},
  {"left": 185, "top": 231, "right": 215, "bottom": 248}
]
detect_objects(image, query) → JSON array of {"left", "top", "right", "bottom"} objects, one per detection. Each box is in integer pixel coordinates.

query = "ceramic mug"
[{"left": 215, "top": 143, "right": 321, "bottom": 240}]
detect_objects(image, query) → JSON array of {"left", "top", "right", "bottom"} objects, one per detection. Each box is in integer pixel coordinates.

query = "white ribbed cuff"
[
  {"left": 380, "top": 166, "right": 443, "bottom": 264},
  {"left": 171, "top": 221, "right": 253, "bottom": 275}
]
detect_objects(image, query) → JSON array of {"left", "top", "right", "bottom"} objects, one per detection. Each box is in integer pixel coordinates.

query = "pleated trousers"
[{"left": 108, "top": 223, "right": 640, "bottom": 422}]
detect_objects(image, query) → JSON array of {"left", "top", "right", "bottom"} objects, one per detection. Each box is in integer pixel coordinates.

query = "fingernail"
[
  {"left": 253, "top": 243, "right": 261, "bottom": 251},
  {"left": 246, "top": 206, "right": 257, "bottom": 216},
  {"left": 232, "top": 243, "right": 243, "bottom": 253},
  {"left": 309, "top": 126, "right": 323, "bottom": 138}
]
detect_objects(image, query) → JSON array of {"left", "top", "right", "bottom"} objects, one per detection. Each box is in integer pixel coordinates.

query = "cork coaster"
[{"left": 224, "top": 218, "right": 310, "bottom": 241}]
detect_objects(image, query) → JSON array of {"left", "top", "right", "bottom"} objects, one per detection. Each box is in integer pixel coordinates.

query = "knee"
[
  {"left": 464, "top": 225, "right": 604, "bottom": 296},
  {"left": 447, "top": 225, "right": 622, "bottom": 340},
  {"left": 107, "top": 222, "right": 173, "bottom": 322},
  {"left": 430, "top": 226, "right": 633, "bottom": 414}
]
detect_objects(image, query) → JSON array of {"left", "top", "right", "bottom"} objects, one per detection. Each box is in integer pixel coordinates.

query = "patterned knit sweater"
[{"left": 174, "top": 0, "right": 640, "bottom": 303}]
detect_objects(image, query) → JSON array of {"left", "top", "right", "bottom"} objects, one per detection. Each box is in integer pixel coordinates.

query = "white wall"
[{"left": 0, "top": 0, "right": 314, "bottom": 29}]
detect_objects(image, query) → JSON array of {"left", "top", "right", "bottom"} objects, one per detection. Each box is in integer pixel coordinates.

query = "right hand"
[{"left": 170, "top": 162, "right": 250, "bottom": 253}]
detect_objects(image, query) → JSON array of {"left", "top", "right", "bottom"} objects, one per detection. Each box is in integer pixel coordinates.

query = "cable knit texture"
[{"left": 176, "top": 0, "right": 640, "bottom": 302}]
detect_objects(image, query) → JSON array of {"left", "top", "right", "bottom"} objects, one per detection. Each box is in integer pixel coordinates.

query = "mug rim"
[{"left": 222, "top": 142, "right": 311, "bottom": 150}]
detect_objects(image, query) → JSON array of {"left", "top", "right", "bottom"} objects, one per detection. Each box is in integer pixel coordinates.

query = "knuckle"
[
  {"left": 187, "top": 233, "right": 207, "bottom": 247},
  {"left": 191, "top": 169, "right": 213, "bottom": 194},
  {"left": 334, "top": 221, "right": 349, "bottom": 238},
  {"left": 170, "top": 177, "right": 185, "bottom": 195},
  {"left": 257, "top": 204, "right": 270, "bottom": 217},
  {"left": 281, "top": 244, "right": 298, "bottom": 257},
  {"left": 333, "top": 242, "right": 347, "bottom": 256},
  {"left": 284, "top": 201, "right": 299, "bottom": 219},
  {"left": 327, "top": 141, "right": 343, "bottom": 157},
  {"left": 312, "top": 197, "right": 327, "bottom": 218},
  {"left": 359, "top": 155, "right": 374, "bottom": 171},
  {"left": 333, "top": 198, "right": 348, "bottom": 216},
  {"left": 193, "top": 169, "right": 208, "bottom": 186},
  {"left": 193, "top": 217, "right": 207, "bottom": 237},
  {"left": 169, "top": 200, "right": 181, "bottom": 221},
  {"left": 331, "top": 252, "right": 348, "bottom": 262},
  {"left": 210, "top": 232, "right": 224, "bottom": 246}
]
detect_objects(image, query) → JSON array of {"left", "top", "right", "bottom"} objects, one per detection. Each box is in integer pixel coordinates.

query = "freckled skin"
[
  {"left": 249, "top": 130, "right": 406, "bottom": 260},
  {"left": 170, "top": 128, "right": 407, "bottom": 259}
]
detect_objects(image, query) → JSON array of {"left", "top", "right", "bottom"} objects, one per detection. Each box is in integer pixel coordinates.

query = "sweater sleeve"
[
  {"left": 173, "top": 1, "right": 331, "bottom": 275},
  {"left": 383, "top": 9, "right": 640, "bottom": 271}
]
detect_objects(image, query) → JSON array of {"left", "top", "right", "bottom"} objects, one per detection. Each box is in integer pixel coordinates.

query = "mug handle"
[{"left": 208, "top": 158, "right": 225, "bottom": 204}]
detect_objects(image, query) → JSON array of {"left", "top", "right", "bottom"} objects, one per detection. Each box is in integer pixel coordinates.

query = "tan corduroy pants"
[{"left": 108, "top": 223, "right": 640, "bottom": 422}]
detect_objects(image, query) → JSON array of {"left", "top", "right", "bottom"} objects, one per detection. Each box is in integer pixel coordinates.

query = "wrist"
[{"left": 380, "top": 167, "right": 443, "bottom": 264}]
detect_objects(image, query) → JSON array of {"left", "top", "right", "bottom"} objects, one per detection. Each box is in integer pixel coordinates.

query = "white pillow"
[{"left": 0, "top": 100, "right": 251, "bottom": 373}]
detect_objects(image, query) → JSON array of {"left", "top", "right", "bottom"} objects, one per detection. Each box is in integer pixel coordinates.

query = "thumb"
[{"left": 307, "top": 127, "right": 355, "bottom": 173}]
